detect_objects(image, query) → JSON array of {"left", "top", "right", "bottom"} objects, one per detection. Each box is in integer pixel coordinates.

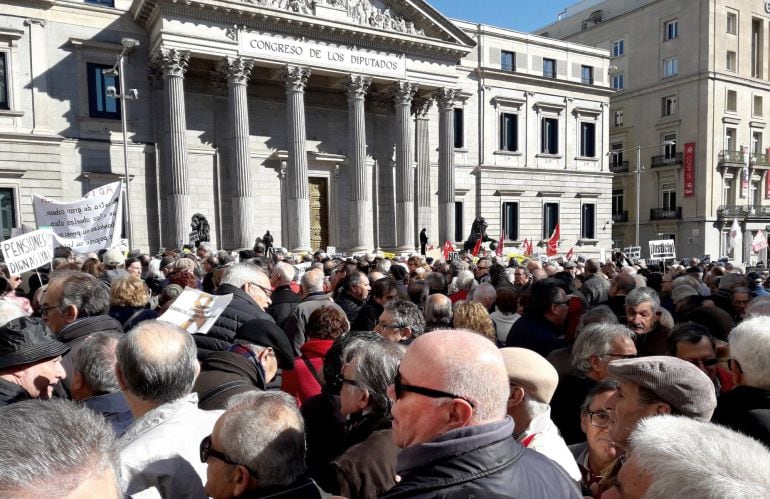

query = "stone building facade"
[
  {"left": 540, "top": 0, "right": 770, "bottom": 263},
  {"left": 0, "top": 0, "right": 612, "bottom": 256}
]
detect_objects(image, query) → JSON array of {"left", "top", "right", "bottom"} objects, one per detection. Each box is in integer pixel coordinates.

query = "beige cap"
[{"left": 499, "top": 347, "right": 559, "bottom": 403}]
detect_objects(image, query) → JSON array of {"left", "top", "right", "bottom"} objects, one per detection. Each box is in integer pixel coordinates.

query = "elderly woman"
[
  {"left": 329, "top": 339, "right": 405, "bottom": 499},
  {"left": 282, "top": 305, "right": 349, "bottom": 405},
  {"left": 453, "top": 300, "right": 495, "bottom": 341},
  {"left": 108, "top": 275, "right": 157, "bottom": 330}
]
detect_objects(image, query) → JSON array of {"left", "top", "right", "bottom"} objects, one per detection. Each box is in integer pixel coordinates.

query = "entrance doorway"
[{"left": 309, "top": 177, "right": 329, "bottom": 251}]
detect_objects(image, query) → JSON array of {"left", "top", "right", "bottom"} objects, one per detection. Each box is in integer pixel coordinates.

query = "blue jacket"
[
  {"left": 82, "top": 391, "right": 134, "bottom": 437},
  {"left": 380, "top": 417, "right": 581, "bottom": 499}
]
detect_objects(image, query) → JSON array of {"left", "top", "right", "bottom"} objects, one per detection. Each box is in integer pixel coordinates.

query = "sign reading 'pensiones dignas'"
[{"left": 239, "top": 30, "right": 406, "bottom": 78}]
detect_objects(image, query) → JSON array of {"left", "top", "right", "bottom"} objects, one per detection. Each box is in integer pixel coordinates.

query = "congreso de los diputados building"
[{"left": 0, "top": 0, "right": 615, "bottom": 256}]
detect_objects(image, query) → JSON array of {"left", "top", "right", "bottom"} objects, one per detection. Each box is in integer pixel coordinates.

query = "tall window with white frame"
[
  {"left": 726, "top": 11, "right": 737, "bottom": 35},
  {"left": 661, "top": 95, "right": 677, "bottom": 116},
  {"left": 0, "top": 187, "right": 15, "bottom": 240},
  {"left": 501, "top": 51, "right": 515, "bottom": 72},
  {"left": 663, "top": 133, "right": 677, "bottom": 159},
  {"left": 610, "top": 143, "right": 624, "bottom": 169},
  {"left": 581, "top": 65, "right": 593, "bottom": 84},
  {"left": 663, "top": 57, "right": 678, "bottom": 77},
  {"left": 612, "top": 189, "right": 624, "bottom": 220},
  {"left": 543, "top": 203, "right": 559, "bottom": 240},
  {"left": 580, "top": 122, "right": 596, "bottom": 157},
  {"left": 725, "top": 127, "right": 736, "bottom": 152},
  {"left": 501, "top": 202, "right": 519, "bottom": 241},
  {"left": 661, "top": 183, "right": 677, "bottom": 212},
  {"left": 752, "top": 18, "right": 763, "bottom": 78},
  {"left": 752, "top": 131, "right": 762, "bottom": 154},
  {"left": 614, "top": 109, "right": 624, "bottom": 127},
  {"left": 0, "top": 52, "right": 8, "bottom": 110},
  {"left": 726, "top": 89, "right": 737, "bottom": 112},
  {"left": 611, "top": 73, "right": 624, "bottom": 90},
  {"left": 726, "top": 51, "right": 737, "bottom": 72},
  {"left": 612, "top": 39, "right": 624, "bottom": 57},
  {"left": 87, "top": 62, "right": 120, "bottom": 119},
  {"left": 754, "top": 95, "right": 763, "bottom": 117},
  {"left": 541, "top": 117, "right": 559, "bottom": 154},
  {"left": 500, "top": 113, "right": 518, "bottom": 152},
  {"left": 664, "top": 19, "right": 678, "bottom": 40},
  {"left": 581, "top": 203, "right": 596, "bottom": 239},
  {"left": 543, "top": 58, "right": 556, "bottom": 79}
]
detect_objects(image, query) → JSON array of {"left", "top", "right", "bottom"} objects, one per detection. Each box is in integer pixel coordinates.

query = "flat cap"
[
  {"left": 235, "top": 319, "right": 294, "bottom": 371},
  {"left": 671, "top": 285, "right": 698, "bottom": 303},
  {"left": 0, "top": 317, "right": 70, "bottom": 370},
  {"left": 102, "top": 249, "right": 125, "bottom": 267},
  {"left": 608, "top": 356, "right": 716, "bottom": 421},
  {"left": 499, "top": 347, "right": 559, "bottom": 403}
]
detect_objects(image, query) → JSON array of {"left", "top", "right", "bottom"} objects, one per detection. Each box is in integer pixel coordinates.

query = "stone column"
[
  {"left": 223, "top": 57, "right": 255, "bottom": 249},
  {"left": 24, "top": 19, "right": 51, "bottom": 134},
  {"left": 413, "top": 96, "right": 433, "bottom": 249},
  {"left": 209, "top": 70, "right": 231, "bottom": 250},
  {"left": 393, "top": 81, "right": 418, "bottom": 253},
  {"left": 435, "top": 88, "right": 458, "bottom": 245},
  {"left": 159, "top": 49, "right": 191, "bottom": 249},
  {"left": 344, "top": 74, "right": 372, "bottom": 253},
  {"left": 283, "top": 65, "right": 312, "bottom": 253}
]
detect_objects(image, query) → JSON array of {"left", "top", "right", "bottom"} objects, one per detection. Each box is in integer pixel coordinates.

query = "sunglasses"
[
  {"left": 200, "top": 435, "right": 239, "bottom": 466},
  {"left": 336, "top": 373, "right": 359, "bottom": 387},
  {"left": 393, "top": 371, "right": 476, "bottom": 408},
  {"left": 605, "top": 353, "right": 638, "bottom": 360},
  {"left": 688, "top": 358, "right": 719, "bottom": 368}
]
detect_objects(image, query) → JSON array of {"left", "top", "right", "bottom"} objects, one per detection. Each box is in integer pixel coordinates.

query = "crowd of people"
[{"left": 0, "top": 242, "right": 769, "bottom": 498}]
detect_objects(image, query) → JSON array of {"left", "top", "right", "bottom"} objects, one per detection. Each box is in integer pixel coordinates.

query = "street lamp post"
[{"left": 104, "top": 38, "right": 140, "bottom": 250}]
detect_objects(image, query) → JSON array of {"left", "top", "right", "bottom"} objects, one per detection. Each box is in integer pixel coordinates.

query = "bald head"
[
  {"left": 116, "top": 321, "right": 198, "bottom": 405},
  {"left": 424, "top": 293, "right": 453, "bottom": 328},
  {"left": 301, "top": 268, "right": 325, "bottom": 294}
]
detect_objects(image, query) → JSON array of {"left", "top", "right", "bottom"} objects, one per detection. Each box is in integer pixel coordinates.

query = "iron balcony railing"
[
  {"left": 650, "top": 207, "right": 682, "bottom": 220},
  {"left": 609, "top": 161, "right": 629, "bottom": 173},
  {"left": 717, "top": 150, "right": 770, "bottom": 166},
  {"left": 717, "top": 205, "right": 770, "bottom": 218},
  {"left": 612, "top": 211, "right": 629, "bottom": 222},
  {"left": 651, "top": 152, "right": 683, "bottom": 168}
]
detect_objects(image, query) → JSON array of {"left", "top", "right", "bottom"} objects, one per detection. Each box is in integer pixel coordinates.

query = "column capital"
[
  {"left": 220, "top": 57, "right": 254, "bottom": 86},
  {"left": 391, "top": 81, "right": 418, "bottom": 106},
  {"left": 344, "top": 74, "right": 372, "bottom": 100},
  {"left": 283, "top": 65, "right": 311, "bottom": 92},
  {"left": 434, "top": 87, "right": 459, "bottom": 110},
  {"left": 157, "top": 49, "right": 190, "bottom": 79},
  {"left": 412, "top": 96, "right": 433, "bottom": 118}
]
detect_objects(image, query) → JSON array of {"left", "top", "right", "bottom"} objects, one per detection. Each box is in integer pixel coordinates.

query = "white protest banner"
[
  {"left": 32, "top": 181, "right": 123, "bottom": 253},
  {"left": 648, "top": 240, "right": 677, "bottom": 262},
  {"left": 157, "top": 287, "right": 233, "bottom": 335},
  {"left": 0, "top": 228, "right": 54, "bottom": 275},
  {"left": 623, "top": 246, "right": 642, "bottom": 261},
  {"left": 752, "top": 230, "right": 768, "bottom": 252}
]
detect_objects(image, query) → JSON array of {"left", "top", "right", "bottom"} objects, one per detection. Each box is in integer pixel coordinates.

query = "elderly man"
[
  {"left": 194, "top": 319, "right": 295, "bottom": 410},
  {"left": 284, "top": 269, "right": 345, "bottom": 353},
  {"left": 334, "top": 271, "right": 370, "bottom": 324},
  {"left": 351, "top": 277, "right": 399, "bottom": 331},
  {"left": 0, "top": 316, "right": 69, "bottom": 406},
  {"left": 381, "top": 330, "right": 581, "bottom": 498},
  {"left": 607, "top": 272, "right": 636, "bottom": 324},
  {"left": 448, "top": 270, "right": 474, "bottom": 303},
  {"left": 500, "top": 348, "right": 581, "bottom": 482},
  {"left": 71, "top": 332, "right": 133, "bottom": 437},
  {"left": 625, "top": 287, "right": 670, "bottom": 356},
  {"left": 266, "top": 262, "right": 300, "bottom": 328},
  {"left": 472, "top": 282, "right": 497, "bottom": 312},
  {"left": 116, "top": 321, "right": 222, "bottom": 497},
  {"left": 667, "top": 322, "right": 732, "bottom": 396},
  {"left": 712, "top": 316, "right": 770, "bottom": 446},
  {"left": 374, "top": 299, "right": 425, "bottom": 344},
  {"left": 205, "top": 263, "right": 275, "bottom": 357},
  {"left": 607, "top": 415, "right": 770, "bottom": 499},
  {"left": 40, "top": 270, "right": 123, "bottom": 394},
  {"left": 505, "top": 278, "right": 569, "bottom": 357},
  {"left": 423, "top": 293, "right": 453, "bottom": 332},
  {"left": 577, "top": 259, "right": 609, "bottom": 307},
  {"left": 201, "top": 391, "right": 324, "bottom": 499},
  {"left": 512, "top": 267, "right": 531, "bottom": 292},
  {"left": 551, "top": 323, "right": 636, "bottom": 444},
  {"left": 0, "top": 399, "right": 121, "bottom": 498}
]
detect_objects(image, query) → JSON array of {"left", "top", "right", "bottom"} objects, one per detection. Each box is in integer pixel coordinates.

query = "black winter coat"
[
  {"left": 335, "top": 291, "right": 365, "bottom": 324},
  {"left": 192, "top": 351, "right": 266, "bottom": 410},
  {"left": 267, "top": 285, "right": 301, "bottom": 328},
  {"left": 58, "top": 315, "right": 123, "bottom": 395},
  {"left": 351, "top": 299, "right": 382, "bottom": 332},
  {"left": 197, "top": 283, "right": 274, "bottom": 358},
  {"left": 712, "top": 385, "right": 770, "bottom": 447}
]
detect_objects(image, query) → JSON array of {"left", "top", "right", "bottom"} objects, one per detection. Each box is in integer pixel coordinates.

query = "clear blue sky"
[{"left": 426, "top": 0, "right": 577, "bottom": 33}]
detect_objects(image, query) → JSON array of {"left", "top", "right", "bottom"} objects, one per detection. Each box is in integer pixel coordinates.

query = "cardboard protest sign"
[
  {"left": 0, "top": 228, "right": 54, "bottom": 275},
  {"left": 32, "top": 182, "right": 123, "bottom": 253},
  {"left": 157, "top": 287, "right": 233, "bottom": 335},
  {"left": 648, "top": 240, "right": 676, "bottom": 262}
]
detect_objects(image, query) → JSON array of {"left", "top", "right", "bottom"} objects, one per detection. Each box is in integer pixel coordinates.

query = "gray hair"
[
  {"left": 729, "top": 315, "right": 770, "bottom": 390},
  {"left": 423, "top": 294, "right": 453, "bottom": 328},
  {"left": 455, "top": 270, "right": 475, "bottom": 291},
  {"left": 51, "top": 270, "right": 110, "bottom": 317},
  {"left": 672, "top": 275, "right": 700, "bottom": 292},
  {"left": 718, "top": 272, "right": 745, "bottom": 291},
  {"left": 74, "top": 332, "right": 122, "bottom": 395},
  {"left": 116, "top": 321, "right": 198, "bottom": 404},
  {"left": 146, "top": 258, "right": 165, "bottom": 280},
  {"left": 449, "top": 259, "right": 469, "bottom": 276},
  {"left": 301, "top": 268, "right": 325, "bottom": 293},
  {"left": 344, "top": 339, "right": 405, "bottom": 414},
  {"left": 385, "top": 299, "right": 426, "bottom": 338},
  {"left": 220, "top": 263, "right": 268, "bottom": 288},
  {"left": 746, "top": 295, "right": 770, "bottom": 317},
  {"left": 272, "top": 262, "right": 295, "bottom": 286},
  {"left": 576, "top": 304, "right": 618, "bottom": 332},
  {"left": 220, "top": 391, "right": 305, "bottom": 486},
  {"left": 625, "top": 286, "right": 660, "bottom": 311},
  {"left": 628, "top": 415, "right": 770, "bottom": 498},
  {"left": 473, "top": 282, "right": 497, "bottom": 304},
  {"left": 376, "top": 259, "right": 392, "bottom": 274},
  {"left": 571, "top": 323, "right": 635, "bottom": 374},
  {"left": 198, "top": 241, "right": 214, "bottom": 254},
  {"left": 0, "top": 299, "right": 25, "bottom": 328},
  {"left": 0, "top": 399, "right": 119, "bottom": 497}
]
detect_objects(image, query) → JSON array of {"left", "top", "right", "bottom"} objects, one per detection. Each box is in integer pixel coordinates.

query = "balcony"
[
  {"left": 717, "top": 205, "right": 770, "bottom": 219},
  {"left": 752, "top": 152, "right": 770, "bottom": 166},
  {"left": 609, "top": 161, "right": 629, "bottom": 173},
  {"left": 651, "top": 152, "right": 683, "bottom": 168},
  {"left": 650, "top": 207, "right": 682, "bottom": 220},
  {"left": 718, "top": 150, "right": 745, "bottom": 166},
  {"left": 612, "top": 211, "right": 629, "bottom": 222}
]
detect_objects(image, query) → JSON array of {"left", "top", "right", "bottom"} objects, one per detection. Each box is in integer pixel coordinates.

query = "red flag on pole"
[
  {"left": 496, "top": 228, "right": 505, "bottom": 257},
  {"left": 566, "top": 246, "right": 574, "bottom": 261},
  {"left": 471, "top": 236, "right": 482, "bottom": 256},
  {"left": 442, "top": 240, "right": 454, "bottom": 260},
  {"left": 546, "top": 223, "right": 560, "bottom": 257},
  {"left": 523, "top": 238, "right": 532, "bottom": 256}
]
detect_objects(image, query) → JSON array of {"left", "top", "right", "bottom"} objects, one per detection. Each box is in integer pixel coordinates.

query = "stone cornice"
[
  {"left": 131, "top": 0, "right": 473, "bottom": 62},
  {"left": 478, "top": 67, "right": 615, "bottom": 98}
]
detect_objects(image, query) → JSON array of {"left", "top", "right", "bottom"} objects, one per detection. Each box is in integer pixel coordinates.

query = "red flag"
[
  {"left": 523, "top": 238, "right": 531, "bottom": 256},
  {"left": 496, "top": 228, "right": 505, "bottom": 257},
  {"left": 566, "top": 246, "right": 574, "bottom": 261},
  {"left": 546, "top": 223, "right": 560, "bottom": 257},
  {"left": 471, "top": 236, "right": 482, "bottom": 256},
  {"left": 442, "top": 240, "right": 454, "bottom": 260}
]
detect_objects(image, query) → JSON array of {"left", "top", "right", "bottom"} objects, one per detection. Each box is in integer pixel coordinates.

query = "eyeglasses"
[
  {"left": 604, "top": 353, "right": 638, "bottom": 360},
  {"left": 687, "top": 358, "right": 719, "bottom": 368},
  {"left": 38, "top": 304, "right": 61, "bottom": 317},
  {"left": 336, "top": 374, "right": 359, "bottom": 387},
  {"left": 375, "top": 319, "right": 402, "bottom": 330},
  {"left": 393, "top": 371, "right": 476, "bottom": 408},
  {"left": 249, "top": 282, "right": 273, "bottom": 297},
  {"left": 551, "top": 300, "right": 569, "bottom": 306},
  {"left": 587, "top": 411, "right": 611, "bottom": 428}
]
